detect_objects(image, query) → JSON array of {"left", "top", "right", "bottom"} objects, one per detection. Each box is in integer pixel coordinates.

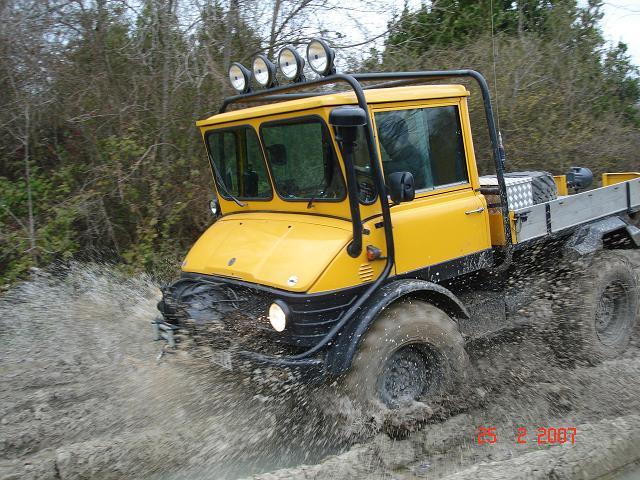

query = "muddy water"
[
  {"left": 0, "top": 265, "right": 347, "bottom": 479},
  {"left": 1, "top": 257, "right": 640, "bottom": 480}
]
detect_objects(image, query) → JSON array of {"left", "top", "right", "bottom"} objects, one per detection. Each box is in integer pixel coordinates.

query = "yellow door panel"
[{"left": 392, "top": 188, "right": 492, "bottom": 274}]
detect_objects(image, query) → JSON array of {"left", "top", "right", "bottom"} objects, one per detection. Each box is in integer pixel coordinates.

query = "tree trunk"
[{"left": 24, "top": 103, "right": 37, "bottom": 265}]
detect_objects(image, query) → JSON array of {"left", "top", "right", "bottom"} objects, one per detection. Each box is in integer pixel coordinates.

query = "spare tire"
[{"left": 505, "top": 171, "right": 558, "bottom": 204}]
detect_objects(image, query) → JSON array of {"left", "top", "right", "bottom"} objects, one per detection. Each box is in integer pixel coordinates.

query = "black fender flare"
[
  {"left": 324, "top": 279, "right": 470, "bottom": 375},
  {"left": 564, "top": 216, "right": 640, "bottom": 258}
]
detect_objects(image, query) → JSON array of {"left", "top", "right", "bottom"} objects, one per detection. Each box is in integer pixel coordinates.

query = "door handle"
[{"left": 465, "top": 207, "right": 485, "bottom": 215}]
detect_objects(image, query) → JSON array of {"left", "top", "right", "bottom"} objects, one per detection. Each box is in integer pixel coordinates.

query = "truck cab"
[
  {"left": 187, "top": 85, "right": 491, "bottom": 294},
  {"left": 156, "top": 39, "right": 639, "bottom": 411}
]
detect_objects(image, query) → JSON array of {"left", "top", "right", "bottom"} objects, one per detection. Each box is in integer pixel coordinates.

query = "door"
[{"left": 372, "top": 101, "right": 492, "bottom": 278}]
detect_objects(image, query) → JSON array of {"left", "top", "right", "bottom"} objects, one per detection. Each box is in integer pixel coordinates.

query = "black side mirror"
[
  {"left": 388, "top": 171, "right": 415, "bottom": 204},
  {"left": 267, "top": 144, "right": 287, "bottom": 165}
]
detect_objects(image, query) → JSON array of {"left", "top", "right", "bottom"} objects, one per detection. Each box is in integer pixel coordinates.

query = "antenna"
[{"left": 490, "top": 0, "right": 506, "bottom": 167}]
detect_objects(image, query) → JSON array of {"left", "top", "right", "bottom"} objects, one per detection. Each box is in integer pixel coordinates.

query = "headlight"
[
  {"left": 306, "top": 38, "right": 335, "bottom": 76},
  {"left": 252, "top": 54, "right": 277, "bottom": 88},
  {"left": 278, "top": 46, "right": 305, "bottom": 82},
  {"left": 228, "top": 62, "right": 251, "bottom": 93},
  {"left": 268, "top": 300, "right": 289, "bottom": 332}
]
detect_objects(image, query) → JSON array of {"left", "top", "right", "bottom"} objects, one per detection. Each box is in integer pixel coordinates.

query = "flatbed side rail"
[{"left": 512, "top": 177, "right": 640, "bottom": 243}]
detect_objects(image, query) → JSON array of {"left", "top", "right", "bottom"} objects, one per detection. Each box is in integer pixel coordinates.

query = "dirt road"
[{"left": 1, "top": 255, "right": 640, "bottom": 479}]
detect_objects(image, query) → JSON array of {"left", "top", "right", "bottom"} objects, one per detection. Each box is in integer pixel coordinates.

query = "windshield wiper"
[
  {"left": 307, "top": 191, "right": 321, "bottom": 209},
  {"left": 208, "top": 154, "right": 247, "bottom": 207},
  {"left": 307, "top": 184, "right": 328, "bottom": 209}
]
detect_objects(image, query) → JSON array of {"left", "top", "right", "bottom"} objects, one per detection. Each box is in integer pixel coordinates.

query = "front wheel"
[{"left": 340, "top": 300, "right": 468, "bottom": 409}]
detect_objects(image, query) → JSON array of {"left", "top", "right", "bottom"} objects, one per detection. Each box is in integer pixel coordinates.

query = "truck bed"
[{"left": 510, "top": 177, "right": 640, "bottom": 244}]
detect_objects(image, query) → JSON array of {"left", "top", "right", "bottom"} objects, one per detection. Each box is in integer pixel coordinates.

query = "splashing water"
[
  {"left": 2, "top": 257, "right": 640, "bottom": 480},
  {"left": 0, "top": 264, "right": 351, "bottom": 479}
]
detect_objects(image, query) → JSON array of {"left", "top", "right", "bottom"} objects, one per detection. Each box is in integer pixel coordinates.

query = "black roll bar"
[{"left": 218, "top": 70, "right": 512, "bottom": 361}]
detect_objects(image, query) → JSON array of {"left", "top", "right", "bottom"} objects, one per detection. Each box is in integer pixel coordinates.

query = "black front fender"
[{"left": 324, "top": 279, "right": 469, "bottom": 375}]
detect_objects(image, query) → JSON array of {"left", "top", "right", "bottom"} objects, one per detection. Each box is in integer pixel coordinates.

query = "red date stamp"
[{"left": 476, "top": 426, "right": 577, "bottom": 445}]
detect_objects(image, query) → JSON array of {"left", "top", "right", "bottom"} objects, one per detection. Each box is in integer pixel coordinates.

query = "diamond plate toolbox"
[{"left": 479, "top": 175, "right": 534, "bottom": 210}]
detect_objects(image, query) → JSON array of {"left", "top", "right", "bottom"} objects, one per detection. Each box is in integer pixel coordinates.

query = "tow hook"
[{"left": 151, "top": 317, "right": 179, "bottom": 348}]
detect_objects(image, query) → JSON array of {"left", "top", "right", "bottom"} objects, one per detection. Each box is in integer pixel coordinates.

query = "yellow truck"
[{"left": 155, "top": 39, "right": 640, "bottom": 409}]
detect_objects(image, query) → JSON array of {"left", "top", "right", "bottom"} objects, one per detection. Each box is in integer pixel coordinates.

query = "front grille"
[{"left": 161, "top": 273, "right": 367, "bottom": 348}]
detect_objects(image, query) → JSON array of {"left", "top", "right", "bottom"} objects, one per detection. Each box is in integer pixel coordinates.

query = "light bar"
[
  {"left": 252, "top": 54, "right": 277, "bottom": 88},
  {"left": 228, "top": 62, "right": 251, "bottom": 93},
  {"left": 278, "top": 46, "right": 305, "bottom": 82},
  {"left": 306, "top": 38, "right": 335, "bottom": 76}
]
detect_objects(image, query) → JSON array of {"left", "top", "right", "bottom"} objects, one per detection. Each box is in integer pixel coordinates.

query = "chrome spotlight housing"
[
  {"left": 252, "top": 54, "right": 277, "bottom": 88},
  {"left": 228, "top": 62, "right": 251, "bottom": 93},
  {"left": 306, "top": 38, "right": 335, "bottom": 76},
  {"left": 278, "top": 46, "right": 305, "bottom": 82}
]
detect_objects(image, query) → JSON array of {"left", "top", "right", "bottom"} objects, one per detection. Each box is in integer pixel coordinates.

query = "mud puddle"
[
  {"left": 1, "top": 254, "right": 640, "bottom": 479},
  {"left": 0, "top": 265, "right": 346, "bottom": 479}
]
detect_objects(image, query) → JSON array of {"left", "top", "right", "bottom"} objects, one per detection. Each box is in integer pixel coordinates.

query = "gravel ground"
[{"left": 1, "top": 253, "right": 639, "bottom": 480}]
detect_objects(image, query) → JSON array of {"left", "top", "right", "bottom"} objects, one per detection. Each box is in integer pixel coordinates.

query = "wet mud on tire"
[{"left": 1, "top": 253, "right": 640, "bottom": 480}]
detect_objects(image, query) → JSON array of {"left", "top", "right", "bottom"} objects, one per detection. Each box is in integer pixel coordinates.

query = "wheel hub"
[
  {"left": 377, "top": 345, "right": 440, "bottom": 407},
  {"left": 595, "top": 281, "right": 631, "bottom": 347}
]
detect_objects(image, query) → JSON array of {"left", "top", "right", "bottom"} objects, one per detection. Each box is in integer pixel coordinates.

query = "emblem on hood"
[{"left": 287, "top": 275, "right": 299, "bottom": 287}]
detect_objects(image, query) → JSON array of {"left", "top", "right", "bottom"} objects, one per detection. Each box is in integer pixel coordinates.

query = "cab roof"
[{"left": 196, "top": 84, "right": 470, "bottom": 127}]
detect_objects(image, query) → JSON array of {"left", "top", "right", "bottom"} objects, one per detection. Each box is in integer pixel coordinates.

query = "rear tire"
[
  {"left": 341, "top": 300, "right": 468, "bottom": 409},
  {"left": 553, "top": 251, "right": 639, "bottom": 364}
]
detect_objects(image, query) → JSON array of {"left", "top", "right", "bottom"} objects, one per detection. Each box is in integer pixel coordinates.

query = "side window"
[
  {"left": 207, "top": 127, "right": 272, "bottom": 199},
  {"left": 375, "top": 105, "right": 468, "bottom": 192}
]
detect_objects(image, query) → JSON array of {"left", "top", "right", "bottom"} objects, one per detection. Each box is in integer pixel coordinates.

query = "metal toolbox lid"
[{"left": 479, "top": 175, "right": 533, "bottom": 187}]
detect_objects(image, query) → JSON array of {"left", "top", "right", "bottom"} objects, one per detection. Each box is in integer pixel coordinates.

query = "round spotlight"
[
  {"left": 268, "top": 300, "right": 289, "bottom": 332},
  {"left": 306, "top": 38, "right": 335, "bottom": 76},
  {"left": 252, "top": 54, "right": 277, "bottom": 88},
  {"left": 228, "top": 62, "right": 251, "bottom": 93},
  {"left": 278, "top": 46, "right": 305, "bottom": 82}
]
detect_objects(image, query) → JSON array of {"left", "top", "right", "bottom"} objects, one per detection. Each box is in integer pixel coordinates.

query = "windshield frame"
[
  {"left": 203, "top": 124, "right": 274, "bottom": 202},
  {"left": 258, "top": 114, "right": 347, "bottom": 204}
]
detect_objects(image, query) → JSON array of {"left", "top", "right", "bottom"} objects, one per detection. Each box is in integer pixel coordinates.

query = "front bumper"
[
  {"left": 158, "top": 272, "right": 365, "bottom": 348},
  {"left": 154, "top": 273, "right": 365, "bottom": 381},
  {"left": 152, "top": 315, "right": 328, "bottom": 382}
]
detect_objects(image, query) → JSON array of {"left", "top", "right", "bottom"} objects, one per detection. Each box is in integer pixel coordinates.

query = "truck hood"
[{"left": 181, "top": 213, "right": 353, "bottom": 292}]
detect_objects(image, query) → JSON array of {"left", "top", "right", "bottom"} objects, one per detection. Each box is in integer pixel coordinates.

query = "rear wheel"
[
  {"left": 341, "top": 300, "right": 468, "bottom": 409},
  {"left": 553, "top": 251, "right": 639, "bottom": 364}
]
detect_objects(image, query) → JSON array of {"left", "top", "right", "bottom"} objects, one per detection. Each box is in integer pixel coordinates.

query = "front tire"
[{"left": 341, "top": 300, "right": 468, "bottom": 409}]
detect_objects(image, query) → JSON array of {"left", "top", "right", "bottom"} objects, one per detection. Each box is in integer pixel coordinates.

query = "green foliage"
[
  {"left": 382, "top": 0, "right": 639, "bottom": 174},
  {"left": 1, "top": 0, "right": 638, "bottom": 286},
  {"left": 0, "top": 166, "right": 81, "bottom": 285}
]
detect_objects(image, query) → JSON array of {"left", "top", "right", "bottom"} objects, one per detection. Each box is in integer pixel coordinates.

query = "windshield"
[
  {"left": 261, "top": 117, "right": 346, "bottom": 201},
  {"left": 206, "top": 126, "right": 272, "bottom": 200}
]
